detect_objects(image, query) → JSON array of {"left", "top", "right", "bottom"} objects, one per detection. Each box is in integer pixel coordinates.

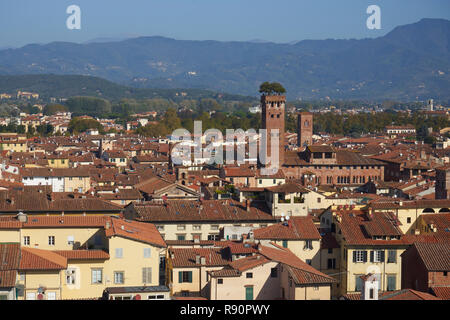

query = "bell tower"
[
  {"left": 297, "top": 112, "right": 313, "bottom": 148},
  {"left": 261, "top": 94, "right": 285, "bottom": 168}
]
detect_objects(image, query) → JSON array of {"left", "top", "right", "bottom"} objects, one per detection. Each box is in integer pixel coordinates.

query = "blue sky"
[{"left": 0, "top": 0, "right": 449, "bottom": 48}]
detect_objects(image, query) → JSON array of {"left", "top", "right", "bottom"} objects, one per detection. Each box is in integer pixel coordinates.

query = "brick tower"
[
  {"left": 261, "top": 94, "right": 285, "bottom": 167},
  {"left": 297, "top": 112, "right": 313, "bottom": 148}
]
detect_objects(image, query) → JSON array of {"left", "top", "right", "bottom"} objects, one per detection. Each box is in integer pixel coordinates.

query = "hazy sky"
[{"left": 0, "top": 0, "right": 449, "bottom": 48}]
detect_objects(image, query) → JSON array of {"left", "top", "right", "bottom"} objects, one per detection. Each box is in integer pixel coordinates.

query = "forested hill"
[{"left": 0, "top": 74, "right": 254, "bottom": 102}]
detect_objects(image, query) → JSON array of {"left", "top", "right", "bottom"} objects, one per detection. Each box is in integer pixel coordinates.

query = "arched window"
[{"left": 422, "top": 208, "right": 435, "bottom": 213}]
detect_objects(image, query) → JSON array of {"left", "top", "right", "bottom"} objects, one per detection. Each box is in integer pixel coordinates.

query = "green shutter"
[
  {"left": 188, "top": 271, "right": 193, "bottom": 283},
  {"left": 179, "top": 271, "right": 183, "bottom": 283},
  {"left": 245, "top": 287, "right": 253, "bottom": 300},
  {"left": 353, "top": 251, "right": 356, "bottom": 263}
]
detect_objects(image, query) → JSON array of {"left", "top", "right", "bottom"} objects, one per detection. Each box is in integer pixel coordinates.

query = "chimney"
[
  {"left": 195, "top": 254, "right": 201, "bottom": 264},
  {"left": 246, "top": 199, "right": 251, "bottom": 212},
  {"left": 200, "top": 256, "right": 206, "bottom": 265},
  {"left": 361, "top": 274, "right": 379, "bottom": 300},
  {"left": 17, "top": 212, "right": 27, "bottom": 223},
  {"left": 105, "top": 220, "right": 111, "bottom": 229}
]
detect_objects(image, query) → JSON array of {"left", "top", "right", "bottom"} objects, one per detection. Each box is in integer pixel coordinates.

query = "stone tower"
[
  {"left": 297, "top": 112, "right": 313, "bottom": 148},
  {"left": 261, "top": 94, "right": 285, "bottom": 168}
]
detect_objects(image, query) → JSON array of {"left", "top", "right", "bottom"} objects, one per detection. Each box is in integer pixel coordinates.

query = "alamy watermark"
[
  {"left": 66, "top": 5, "right": 81, "bottom": 30},
  {"left": 170, "top": 121, "right": 280, "bottom": 176}
]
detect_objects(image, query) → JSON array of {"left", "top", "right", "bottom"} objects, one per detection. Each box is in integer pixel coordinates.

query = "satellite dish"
[
  {"left": 280, "top": 217, "right": 285, "bottom": 222},
  {"left": 286, "top": 215, "right": 290, "bottom": 221}
]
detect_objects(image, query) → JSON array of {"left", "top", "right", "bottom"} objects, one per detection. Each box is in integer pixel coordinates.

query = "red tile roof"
[
  {"left": 169, "top": 248, "right": 230, "bottom": 268},
  {"left": 53, "top": 250, "right": 110, "bottom": 260},
  {"left": 259, "top": 243, "right": 335, "bottom": 284},
  {"left": 343, "top": 289, "right": 441, "bottom": 300},
  {"left": 130, "top": 200, "right": 275, "bottom": 223},
  {"left": 0, "top": 270, "right": 17, "bottom": 287},
  {"left": 19, "top": 247, "right": 67, "bottom": 270},
  {"left": 412, "top": 242, "right": 450, "bottom": 271},
  {"left": 431, "top": 286, "right": 450, "bottom": 300},
  {"left": 105, "top": 218, "right": 166, "bottom": 248},
  {"left": 253, "top": 216, "right": 321, "bottom": 240}
]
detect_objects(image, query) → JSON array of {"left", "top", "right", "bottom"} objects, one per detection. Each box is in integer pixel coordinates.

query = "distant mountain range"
[{"left": 0, "top": 18, "right": 448, "bottom": 101}]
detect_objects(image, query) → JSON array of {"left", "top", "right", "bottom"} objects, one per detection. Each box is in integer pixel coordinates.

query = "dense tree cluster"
[{"left": 68, "top": 117, "right": 104, "bottom": 134}]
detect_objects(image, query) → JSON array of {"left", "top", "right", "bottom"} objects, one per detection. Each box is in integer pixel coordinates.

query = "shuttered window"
[
  {"left": 142, "top": 267, "right": 152, "bottom": 284},
  {"left": 179, "top": 271, "right": 192, "bottom": 283},
  {"left": 387, "top": 275, "right": 396, "bottom": 291},
  {"left": 353, "top": 250, "right": 367, "bottom": 263},
  {"left": 387, "top": 250, "right": 397, "bottom": 263}
]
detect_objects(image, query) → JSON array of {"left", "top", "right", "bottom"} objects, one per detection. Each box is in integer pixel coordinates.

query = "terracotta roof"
[
  {"left": 431, "top": 286, "right": 450, "bottom": 300},
  {"left": 337, "top": 211, "right": 409, "bottom": 246},
  {"left": 105, "top": 218, "right": 166, "bottom": 248},
  {"left": 0, "top": 270, "right": 17, "bottom": 287},
  {"left": 343, "top": 289, "right": 441, "bottom": 300},
  {"left": 412, "top": 242, "right": 450, "bottom": 271},
  {"left": 253, "top": 217, "right": 321, "bottom": 240},
  {"left": 229, "top": 254, "right": 270, "bottom": 272},
  {"left": 369, "top": 199, "right": 450, "bottom": 210},
  {"left": 21, "top": 216, "right": 109, "bottom": 228},
  {"left": 259, "top": 244, "right": 335, "bottom": 284},
  {"left": 130, "top": 200, "right": 275, "bottom": 223},
  {"left": 265, "top": 183, "right": 309, "bottom": 194},
  {"left": 53, "top": 250, "right": 110, "bottom": 260},
  {"left": 0, "top": 243, "right": 21, "bottom": 271},
  {"left": 19, "top": 247, "right": 67, "bottom": 270},
  {"left": 169, "top": 248, "right": 230, "bottom": 268},
  {"left": 421, "top": 214, "right": 450, "bottom": 235}
]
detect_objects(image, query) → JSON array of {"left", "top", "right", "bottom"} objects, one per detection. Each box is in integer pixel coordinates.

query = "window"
[
  {"left": 317, "top": 198, "right": 321, "bottom": 203},
  {"left": 91, "top": 269, "right": 103, "bottom": 284},
  {"left": 355, "top": 275, "right": 363, "bottom": 292},
  {"left": 306, "top": 259, "right": 312, "bottom": 265},
  {"left": 177, "top": 234, "right": 186, "bottom": 241},
  {"left": 245, "top": 286, "right": 253, "bottom": 300},
  {"left": 353, "top": 250, "right": 367, "bottom": 263},
  {"left": 48, "top": 236, "right": 55, "bottom": 246},
  {"left": 313, "top": 286, "right": 319, "bottom": 291},
  {"left": 328, "top": 248, "right": 333, "bottom": 254},
  {"left": 193, "top": 225, "right": 201, "bottom": 230},
  {"left": 387, "top": 250, "right": 397, "bottom": 263},
  {"left": 142, "top": 267, "right": 152, "bottom": 283},
  {"left": 270, "top": 268, "right": 278, "bottom": 278},
  {"left": 23, "top": 236, "right": 30, "bottom": 246},
  {"left": 304, "top": 240, "right": 313, "bottom": 250},
  {"left": 387, "top": 275, "right": 396, "bottom": 291},
  {"left": 246, "top": 272, "right": 253, "bottom": 278},
  {"left": 26, "top": 292, "right": 36, "bottom": 300},
  {"left": 114, "top": 272, "right": 124, "bottom": 284},
  {"left": 211, "top": 225, "right": 219, "bottom": 230},
  {"left": 369, "top": 288, "right": 374, "bottom": 299},
  {"left": 407, "top": 217, "right": 411, "bottom": 223},
  {"left": 157, "top": 225, "right": 164, "bottom": 231},
  {"left": 208, "top": 234, "right": 219, "bottom": 241},
  {"left": 371, "top": 250, "right": 385, "bottom": 263},
  {"left": 444, "top": 271, "right": 448, "bottom": 276},
  {"left": 217, "top": 278, "right": 223, "bottom": 284},
  {"left": 66, "top": 268, "right": 76, "bottom": 284},
  {"left": 177, "top": 225, "right": 186, "bottom": 231},
  {"left": 179, "top": 271, "right": 192, "bottom": 283},
  {"left": 143, "top": 248, "right": 151, "bottom": 258},
  {"left": 282, "top": 240, "right": 288, "bottom": 248},
  {"left": 115, "top": 248, "right": 123, "bottom": 258},
  {"left": 327, "top": 258, "right": 336, "bottom": 269}
]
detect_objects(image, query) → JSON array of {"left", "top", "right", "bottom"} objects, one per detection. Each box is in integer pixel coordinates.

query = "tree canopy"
[{"left": 259, "top": 82, "right": 286, "bottom": 95}]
